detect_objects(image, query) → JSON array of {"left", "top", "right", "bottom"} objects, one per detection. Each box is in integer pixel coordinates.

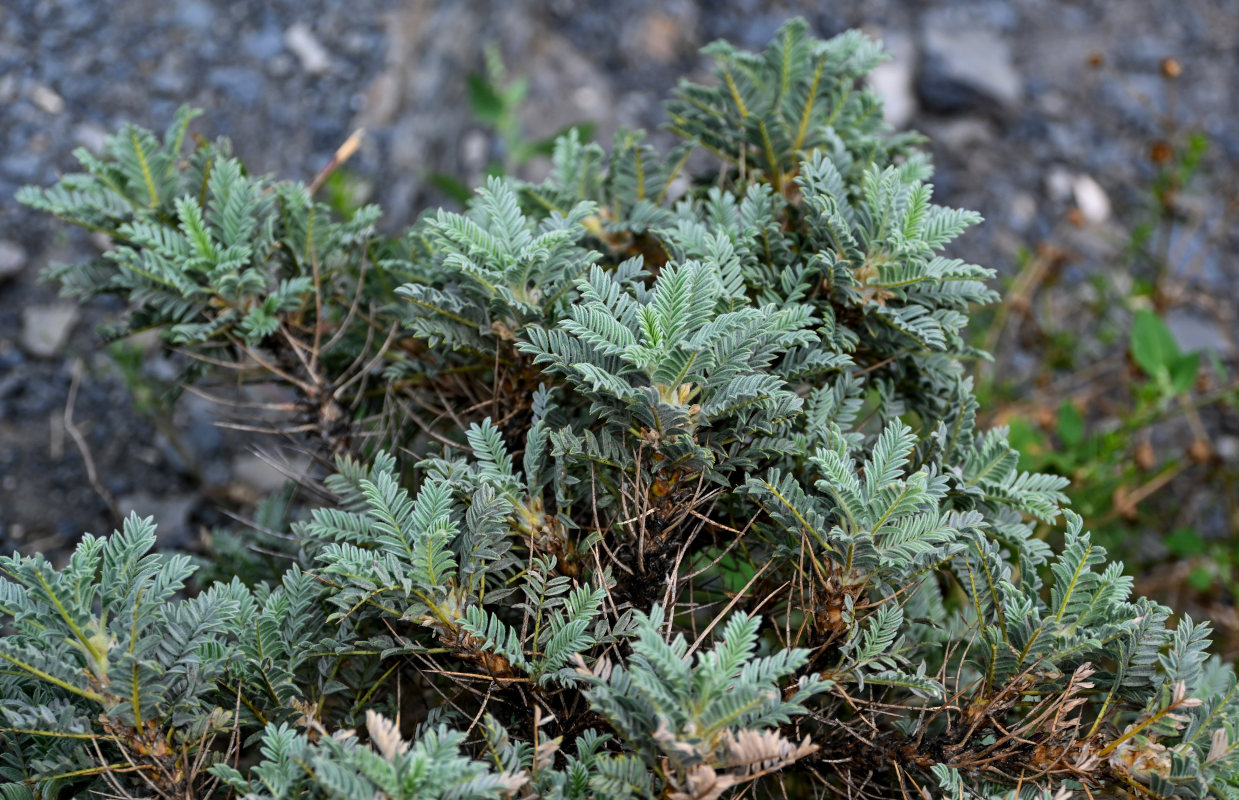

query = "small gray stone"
[
  {"left": 174, "top": 1, "right": 215, "bottom": 32},
  {"left": 243, "top": 26, "right": 286, "bottom": 61},
  {"left": 1071, "top": 174, "right": 1111, "bottom": 224},
  {"left": 868, "top": 31, "right": 918, "bottom": 129},
  {"left": 621, "top": 8, "right": 696, "bottom": 65},
  {"left": 20, "top": 305, "right": 79, "bottom": 358},
  {"left": 1164, "top": 310, "right": 1234, "bottom": 358},
  {"left": 73, "top": 122, "right": 110, "bottom": 154},
  {"left": 919, "top": 27, "right": 1022, "bottom": 113},
  {"left": 285, "top": 22, "right": 332, "bottom": 76},
  {"left": 0, "top": 73, "right": 17, "bottom": 104},
  {"left": 927, "top": 118, "right": 994, "bottom": 151},
  {"left": 1037, "top": 90, "right": 1070, "bottom": 118},
  {"left": 266, "top": 54, "right": 295, "bottom": 78},
  {"left": 184, "top": 418, "right": 224, "bottom": 462},
  {"left": 359, "top": 72, "right": 400, "bottom": 125},
  {"left": 232, "top": 452, "right": 311, "bottom": 495},
  {"left": 207, "top": 67, "right": 262, "bottom": 105},
  {"left": 2, "top": 152, "right": 44, "bottom": 181},
  {"left": 735, "top": 13, "right": 784, "bottom": 49},
  {"left": 572, "top": 85, "right": 605, "bottom": 115},
  {"left": 29, "top": 83, "right": 65, "bottom": 115},
  {"left": 1008, "top": 192, "right": 1038, "bottom": 232},
  {"left": 126, "top": 329, "right": 162, "bottom": 354},
  {"left": 116, "top": 491, "right": 198, "bottom": 549},
  {"left": 151, "top": 59, "right": 191, "bottom": 95},
  {"left": 0, "top": 239, "right": 26, "bottom": 282},
  {"left": 1045, "top": 167, "right": 1075, "bottom": 203},
  {"left": 461, "top": 130, "right": 488, "bottom": 172}
]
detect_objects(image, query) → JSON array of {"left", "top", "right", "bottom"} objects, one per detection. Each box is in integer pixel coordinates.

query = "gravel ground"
[{"left": 1, "top": 1, "right": 1236, "bottom": 566}]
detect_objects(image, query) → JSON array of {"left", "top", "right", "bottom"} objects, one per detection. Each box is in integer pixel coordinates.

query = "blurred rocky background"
[{"left": 1, "top": 0, "right": 1236, "bottom": 635}]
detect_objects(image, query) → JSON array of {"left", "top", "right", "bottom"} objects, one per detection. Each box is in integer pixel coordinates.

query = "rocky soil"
[{"left": 1, "top": 1, "right": 1236, "bottom": 570}]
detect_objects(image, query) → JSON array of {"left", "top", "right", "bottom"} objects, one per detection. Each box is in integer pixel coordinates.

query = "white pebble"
[
  {"left": 1072, "top": 175, "right": 1111, "bottom": 224},
  {"left": 30, "top": 83, "right": 65, "bottom": 115},
  {"left": 20, "top": 305, "right": 79, "bottom": 358},
  {"left": 285, "top": 22, "right": 331, "bottom": 76}
]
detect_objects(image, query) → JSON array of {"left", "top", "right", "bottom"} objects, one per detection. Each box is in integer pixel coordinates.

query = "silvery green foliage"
[
  {"left": 9, "top": 17, "right": 1239, "bottom": 800},
  {"left": 17, "top": 107, "right": 379, "bottom": 350}
]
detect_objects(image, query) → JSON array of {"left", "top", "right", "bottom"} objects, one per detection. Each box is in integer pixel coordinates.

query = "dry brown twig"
[{"left": 64, "top": 358, "right": 121, "bottom": 522}]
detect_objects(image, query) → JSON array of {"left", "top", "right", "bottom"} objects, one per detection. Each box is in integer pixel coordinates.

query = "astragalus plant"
[{"left": 8, "top": 18, "right": 1239, "bottom": 800}]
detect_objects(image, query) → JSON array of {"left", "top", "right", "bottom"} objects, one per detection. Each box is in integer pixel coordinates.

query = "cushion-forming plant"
[{"left": 8, "top": 18, "right": 1239, "bottom": 800}]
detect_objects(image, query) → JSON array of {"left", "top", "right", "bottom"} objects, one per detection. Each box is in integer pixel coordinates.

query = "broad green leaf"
[
  {"left": 1130, "top": 309, "right": 1180, "bottom": 377},
  {"left": 1057, "top": 401, "right": 1084, "bottom": 447}
]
